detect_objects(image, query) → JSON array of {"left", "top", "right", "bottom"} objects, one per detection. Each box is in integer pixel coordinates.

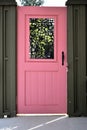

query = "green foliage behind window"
[{"left": 30, "top": 18, "right": 54, "bottom": 59}]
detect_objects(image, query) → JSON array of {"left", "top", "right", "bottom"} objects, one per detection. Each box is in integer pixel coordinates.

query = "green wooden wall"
[
  {"left": 0, "top": 0, "right": 17, "bottom": 118},
  {"left": 66, "top": 0, "right": 87, "bottom": 116}
]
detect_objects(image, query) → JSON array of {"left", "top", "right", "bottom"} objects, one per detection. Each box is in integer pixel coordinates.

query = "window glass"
[{"left": 29, "top": 18, "right": 54, "bottom": 59}]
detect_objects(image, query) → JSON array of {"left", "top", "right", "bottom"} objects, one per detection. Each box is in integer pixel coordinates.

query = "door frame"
[
  {"left": 66, "top": 0, "right": 87, "bottom": 116},
  {"left": 0, "top": 0, "right": 17, "bottom": 118}
]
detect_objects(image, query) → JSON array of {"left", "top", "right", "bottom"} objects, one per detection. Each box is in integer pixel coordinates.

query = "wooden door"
[{"left": 17, "top": 7, "right": 67, "bottom": 114}]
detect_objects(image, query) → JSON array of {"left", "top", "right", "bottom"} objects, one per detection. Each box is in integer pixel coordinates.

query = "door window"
[{"left": 29, "top": 18, "right": 54, "bottom": 59}]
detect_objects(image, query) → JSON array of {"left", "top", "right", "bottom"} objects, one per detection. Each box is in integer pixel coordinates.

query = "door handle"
[{"left": 62, "top": 51, "right": 64, "bottom": 65}]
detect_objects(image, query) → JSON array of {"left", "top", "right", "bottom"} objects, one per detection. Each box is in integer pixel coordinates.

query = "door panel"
[{"left": 17, "top": 7, "right": 67, "bottom": 113}]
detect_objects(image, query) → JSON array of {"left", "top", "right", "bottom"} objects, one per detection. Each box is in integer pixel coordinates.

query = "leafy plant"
[
  {"left": 20, "top": 0, "right": 44, "bottom": 6},
  {"left": 30, "top": 18, "right": 54, "bottom": 59}
]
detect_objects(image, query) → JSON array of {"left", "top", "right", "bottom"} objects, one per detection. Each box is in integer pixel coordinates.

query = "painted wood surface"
[{"left": 17, "top": 7, "right": 67, "bottom": 113}]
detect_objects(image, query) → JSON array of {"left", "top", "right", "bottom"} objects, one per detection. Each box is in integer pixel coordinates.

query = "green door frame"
[
  {"left": 66, "top": 0, "right": 87, "bottom": 116},
  {"left": 0, "top": 0, "right": 17, "bottom": 118}
]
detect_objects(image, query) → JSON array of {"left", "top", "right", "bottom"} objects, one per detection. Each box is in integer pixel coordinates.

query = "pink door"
[{"left": 17, "top": 7, "right": 67, "bottom": 114}]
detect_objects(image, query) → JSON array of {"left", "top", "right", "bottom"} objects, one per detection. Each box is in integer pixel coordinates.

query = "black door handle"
[{"left": 62, "top": 51, "right": 64, "bottom": 65}]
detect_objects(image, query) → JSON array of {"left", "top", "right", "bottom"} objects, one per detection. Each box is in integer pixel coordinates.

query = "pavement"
[{"left": 0, "top": 115, "right": 87, "bottom": 130}]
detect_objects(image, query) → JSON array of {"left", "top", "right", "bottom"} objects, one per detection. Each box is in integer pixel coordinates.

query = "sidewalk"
[{"left": 0, "top": 115, "right": 87, "bottom": 130}]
